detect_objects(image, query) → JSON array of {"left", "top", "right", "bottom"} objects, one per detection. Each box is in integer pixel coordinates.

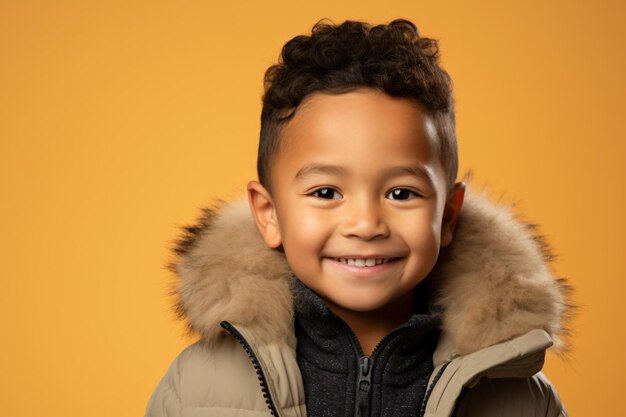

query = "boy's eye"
[
  {"left": 386, "top": 188, "right": 418, "bottom": 200},
  {"left": 311, "top": 187, "right": 342, "bottom": 200}
]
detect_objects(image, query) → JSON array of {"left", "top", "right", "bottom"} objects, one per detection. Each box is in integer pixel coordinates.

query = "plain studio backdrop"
[{"left": 1, "top": 1, "right": 624, "bottom": 415}]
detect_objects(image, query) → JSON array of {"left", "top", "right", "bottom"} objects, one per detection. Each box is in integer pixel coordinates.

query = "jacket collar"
[{"left": 168, "top": 184, "right": 571, "bottom": 358}]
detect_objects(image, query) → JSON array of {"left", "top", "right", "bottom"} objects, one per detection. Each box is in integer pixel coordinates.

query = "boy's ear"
[
  {"left": 247, "top": 180, "right": 283, "bottom": 249},
  {"left": 440, "top": 181, "right": 466, "bottom": 247}
]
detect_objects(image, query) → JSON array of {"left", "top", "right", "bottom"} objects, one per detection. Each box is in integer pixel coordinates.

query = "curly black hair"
[{"left": 258, "top": 18, "right": 458, "bottom": 194}]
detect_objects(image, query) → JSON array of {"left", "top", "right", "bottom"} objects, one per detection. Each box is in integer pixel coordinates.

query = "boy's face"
[{"left": 248, "top": 87, "right": 464, "bottom": 315}]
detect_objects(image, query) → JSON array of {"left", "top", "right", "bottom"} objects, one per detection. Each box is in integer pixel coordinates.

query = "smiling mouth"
[{"left": 331, "top": 257, "right": 399, "bottom": 267}]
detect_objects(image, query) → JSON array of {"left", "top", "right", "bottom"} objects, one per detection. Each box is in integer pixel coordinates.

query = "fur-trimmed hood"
[{"left": 168, "top": 185, "right": 572, "bottom": 357}]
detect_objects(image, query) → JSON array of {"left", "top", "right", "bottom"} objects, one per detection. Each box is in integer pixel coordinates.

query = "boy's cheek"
[{"left": 393, "top": 212, "right": 440, "bottom": 240}]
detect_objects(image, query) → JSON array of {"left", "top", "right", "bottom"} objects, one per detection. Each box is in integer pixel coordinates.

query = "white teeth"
[{"left": 334, "top": 258, "right": 393, "bottom": 267}]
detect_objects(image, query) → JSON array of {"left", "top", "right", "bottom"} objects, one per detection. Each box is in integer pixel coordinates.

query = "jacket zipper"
[
  {"left": 356, "top": 356, "right": 372, "bottom": 417},
  {"left": 341, "top": 317, "right": 418, "bottom": 417},
  {"left": 220, "top": 321, "right": 281, "bottom": 417},
  {"left": 418, "top": 361, "right": 450, "bottom": 417}
]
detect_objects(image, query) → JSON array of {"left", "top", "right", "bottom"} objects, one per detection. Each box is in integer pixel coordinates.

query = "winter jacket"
[{"left": 144, "top": 186, "right": 571, "bottom": 417}]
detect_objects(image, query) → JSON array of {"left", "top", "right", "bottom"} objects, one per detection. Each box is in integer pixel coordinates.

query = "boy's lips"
[{"left": 322, "top": 256, "right": 402, "bottom": 278}]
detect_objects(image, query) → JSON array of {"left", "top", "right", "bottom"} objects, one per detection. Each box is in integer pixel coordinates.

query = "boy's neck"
[{"left": 326, "top": 291, "right": 415, "bottom": 357}]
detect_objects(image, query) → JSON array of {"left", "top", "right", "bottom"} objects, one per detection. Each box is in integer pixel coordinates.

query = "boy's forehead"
[
  {"left": 278, "top": 88, "right": 439, "bottom": 161},
  {"left": 287, "top": 89, "right": 432, "bottom": 137},
  {"left": 271, "top": 88, "right": 447, "bottom": 191}
]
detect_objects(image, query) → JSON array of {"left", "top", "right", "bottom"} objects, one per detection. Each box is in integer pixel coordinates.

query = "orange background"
[{"left": 1, "top": 1, "right": 624, "bottom": 415}]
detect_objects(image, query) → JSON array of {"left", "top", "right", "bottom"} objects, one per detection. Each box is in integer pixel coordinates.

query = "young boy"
[{"left": 145, "top": 18, "right": 569, "bottom": 417}]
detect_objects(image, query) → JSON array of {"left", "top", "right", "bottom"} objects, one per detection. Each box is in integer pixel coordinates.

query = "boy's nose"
[{"left": 339, "top": 200, "right": 390, "bottom": 241}]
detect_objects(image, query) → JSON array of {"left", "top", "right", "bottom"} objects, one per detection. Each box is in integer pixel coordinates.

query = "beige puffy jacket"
[{"left": 145, "top": 187, "right": 571, "bottom": 417}]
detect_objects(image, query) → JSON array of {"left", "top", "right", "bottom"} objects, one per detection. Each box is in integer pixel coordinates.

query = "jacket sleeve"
[
  {"left": 456, "top": 372, "right": 568, "bottom": 417},
  {"left": 144, "top": 353, "right": 184, "bottom": 417}
]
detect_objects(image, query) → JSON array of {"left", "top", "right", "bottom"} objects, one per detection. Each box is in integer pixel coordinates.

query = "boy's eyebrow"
[
  {"left": 294, "top": 163, "right": 348, "bottom": 181},
  {"left": 294, "top": 162, "right": 434, "bottom": 186},
  {"left": 386, "top": 165, "right": 435, "bottom": 186}
]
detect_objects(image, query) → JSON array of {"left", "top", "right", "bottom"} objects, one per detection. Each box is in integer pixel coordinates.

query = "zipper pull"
[{"left": 355, "top": 356, "right": 372, "bottom": 417}]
